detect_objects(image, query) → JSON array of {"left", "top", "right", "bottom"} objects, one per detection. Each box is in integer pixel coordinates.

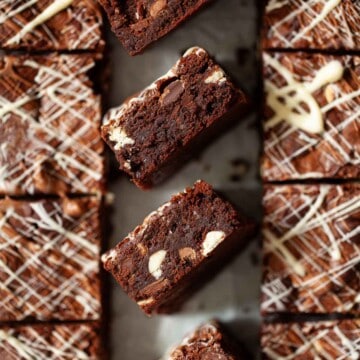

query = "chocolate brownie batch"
[
  {"left": 0, "top": 0, "right": 359, "bottom": 359},
  {"left": 260, "top": 0, "right": 360, "bottom": 359}
]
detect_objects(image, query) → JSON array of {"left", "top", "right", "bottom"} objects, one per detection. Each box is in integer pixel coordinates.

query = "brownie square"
[
  {"left": 102, "top": 47, "right": 249, "bottom": 189},
  {"left": 0, "top": 0, "right": 104, "bottom": 52},
  {"left": 261, "top": 320, "right": 360, "bottom": 359},
  {"left": 262, "top": 0, "right": 360, "bottom": 51},
  {"left": 0, "top": 196, "right": 102, "bottom": 322},
  {"left": 262, "top": 52, "right": 360, "bottom": 181},
  {"left": 98, "top": 0, "right": 210, "bottom": 55},
  {"left": 166, "top": 320, "right": 246, "bottom": 359},
  {"left": 0, "top": 54, "right": 105, "bottom": 196},
  {"left": 0, "top": 323, "right": 102, "bottom": 359},
  {"left": 261, "top": 183, "right": 360, "bottom": 315},
  {"left": 102, "top": 180, "right": 255, "bottom": 315}
]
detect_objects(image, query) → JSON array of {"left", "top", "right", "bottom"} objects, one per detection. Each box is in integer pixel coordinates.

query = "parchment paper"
[{"left": 105, "top": 1, "right": 261, "bottom": 358}]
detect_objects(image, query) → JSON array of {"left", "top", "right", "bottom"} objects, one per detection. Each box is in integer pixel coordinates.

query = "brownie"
[
  {"left": 98, "top": 0, "right": 210, "bottom": 55},
  {"left": 0, "top": 196, "right": 102, "bottom": 322},
  {"left": 261, "top": 319, "right": 360, "bottom": 359},
  {"left": 261, "top": 183, "right": 360, "bottom": 315},
  {"left": 102, "top": 47, "right": 249, "bottom": 189},
  {"left": 165, "top": 320, "right": 246, "bottom": 359},
  {"left": 102, "top": 180, "right": 255, "bottom": 315},
  {"left": 262, "top": 0, "right": 360, "bottom": 51},
  {"left": 0, "top": 54, "right": 105, "bottom": 196},
  {"left": 0, "top": 323, "right": 102, "bottom": 359},
  {"left": 0, "top": 0, "right": 104, "bottom": 52},
  {"left": 262, "top": 52, "right": 360, "bottom": 182}
]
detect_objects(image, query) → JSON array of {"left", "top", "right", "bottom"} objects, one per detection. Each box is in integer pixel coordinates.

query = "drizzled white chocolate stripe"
[
  {"left": 0, "top": 54, "right": 103, "bottom": 195},
  {"left": 0, "top": 0, "right": 102, "bottom": 50},
  {"left": 262, "top": 52, "right": 360, "bottom": 181},
  {"left": 262, "top": 321, "right": 360, "bottom": 360},
  {"left": 265, "top": 0, "right": 360, "bottom": 50},
  {"left": 0, "top": 324, "right": 98, "bottom": 359},
  {"left": 261, "top": 184, "right": 360, "bottom": 314},
  {"left": 0, "top": 198, "right": 101, "bottom": 321}
]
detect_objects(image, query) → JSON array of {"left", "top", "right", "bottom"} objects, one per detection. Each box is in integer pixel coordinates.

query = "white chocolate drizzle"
[
  {"left": 265, "top": 0, "right": 359, "bottom": 50},
  {"left": 0, "top": 324, "right": 96, "bottom": 359},
  {"left": 262, "top": 184, "right": 360, "bottom": 314},
  {"left": 6, "top": 0, "right": 74, "bottom": 45},
  {"left": 0, "top": 198, "right": 101, "bottom": 321},
  {"left": 262, "top": 321, "right": 360, "bottom": 360},
  {"left": 265, "top": 53, "right": 344, "bottom": 133},
  {"left": 262, "top": 52, "right": 360, "bottom": 181},
  {"left": 0, "top": 55, "right": 103, "bottom": 195}
]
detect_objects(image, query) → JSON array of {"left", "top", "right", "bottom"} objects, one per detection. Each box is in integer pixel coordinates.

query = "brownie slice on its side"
[
  {"left": 102, "top": 180, "right": 255, "bottom": 315},
  {"left": 165, "top": 320, "right": 247, "bottom": 359},
  {"left": 262, "top": 0, "right": 360, "bottom": 51},
  {"left": 0, "top": 0, "right": 104, "bottom": 52},
  {"left": 262, "top": 52, "right": 360, "bottom": 182},
  {"left": 0, "top": 197, "right": 102, "bottom": 322},
  {"left": 102, "top": 47, "right": 249, "bottom": 190},
  {"left": 0, "top": 323, "right": 102, "bottom": 359},
  {"left": 261, "top": 320, "right": 360, "bottom": 359},
  {"left": 98, "top": 0, "right": 210, "bottom": 55},
  {"left": 261, "top": 183, "right": 360, "bottom": 315}
]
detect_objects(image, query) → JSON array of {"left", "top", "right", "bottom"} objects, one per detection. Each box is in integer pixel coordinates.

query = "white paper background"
[{"left": 105, "top": 1, "right": 261, "bottom": 358}]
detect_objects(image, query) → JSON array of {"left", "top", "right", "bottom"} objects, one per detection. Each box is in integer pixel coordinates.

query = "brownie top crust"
[
  {"left": 0, "top": 197, "right": 102, "bottom": 322},
  {"left": 262, "top": 52, "right": 360, "bottom": 181},
  {"left": 263, "top": 0, "right": 360, "bottom": 51},
  {"left": 262, "top": 320, "right": 360, "bottom": 360},
  {"left": 167, "top": 320, "right": 244, "bottom": 359},
  {"left": 0, "top": 323, "right": 101, "bottom": 359},
  {"left": 262, "top": 183, "right": 360, "bottom": 315},
  {"left": 102, "top": 47, "right": 248, "bottom": 188},
  {"left": 0, "top": 0, "right": 104, "bottom": 51},
  {"left": 0, "top": 54, "right": 104, "bottom": 196}
]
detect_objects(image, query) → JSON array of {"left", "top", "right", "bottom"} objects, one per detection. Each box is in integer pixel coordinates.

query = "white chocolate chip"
[
  {"left": 205, "top": 69, "right": 226, "bottom": 84},
  {"left": 148, "top": 250, "right": 167, "bottom": 279},
  {"left": 109, "top": 127, "right": 135, "bottom": 150},
  {"left": 201, "top": 231, "right": 226, "bottom": 257},
  {"left": 101, "top": 249, "right": 117, "bottom": 263},
  {"left": 137, "top": 297, "right": 155, "bottom": 307}
]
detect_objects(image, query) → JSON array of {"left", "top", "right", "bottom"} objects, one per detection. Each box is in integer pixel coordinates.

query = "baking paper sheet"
[{"left": 105, "top": 1, "right": 261, "bottom": 358}]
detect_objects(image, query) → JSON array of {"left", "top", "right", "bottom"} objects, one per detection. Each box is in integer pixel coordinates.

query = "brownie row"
[
  {"left": 260, "top": 1, "right": 360, "bottom": 359},
  {"left": 0, "top": 2, "right": 106, "bottom": 359}
]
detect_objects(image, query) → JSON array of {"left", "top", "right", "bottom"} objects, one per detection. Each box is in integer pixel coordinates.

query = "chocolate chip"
[{"left": 161, "top": 80, "right": 184, "bottom": 106}]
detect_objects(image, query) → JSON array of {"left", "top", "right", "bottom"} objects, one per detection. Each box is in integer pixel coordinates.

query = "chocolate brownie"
[
  {"left": 262, "top": 52, "right": 360, "bottom": 182},
  {"left": 0, "top": 0, "right": 104, "bottom": 52},
  {"left": 102, "top": 47, "right": 249, "bottom": 189},
  {"left": 262, "top": 0, "right": 360, "bottom": 51},
  {"left": 0, "top": 323, "right": 102, "bottom": 359},
  {"left": 165, "top": 320, "right": 246, "bottom": 359},
  {"left": 102, "top": 180, "right": 255, "bottom": 315},
  {"left": 0, "top": 54, "right": 105, "bottom": 196},
  {"left": 0, "top": 196, "right": 102, "bottom": 322},
  {"left": 262, "top": 320, "right": 360, "bottom": 359},
  {"left": 98, "top": 0, "right": 210, "bottom": 55},
  {"left": 261, "top": 183, "right": 360, "bottom": 315}
]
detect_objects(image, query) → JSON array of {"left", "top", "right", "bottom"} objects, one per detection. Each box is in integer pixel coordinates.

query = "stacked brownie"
[
  {"left": 0, "top": 1, "right": 105, "bottom": 358},
  {"left": 260, "top": 1, "right": 360, "bottom": 358}
]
